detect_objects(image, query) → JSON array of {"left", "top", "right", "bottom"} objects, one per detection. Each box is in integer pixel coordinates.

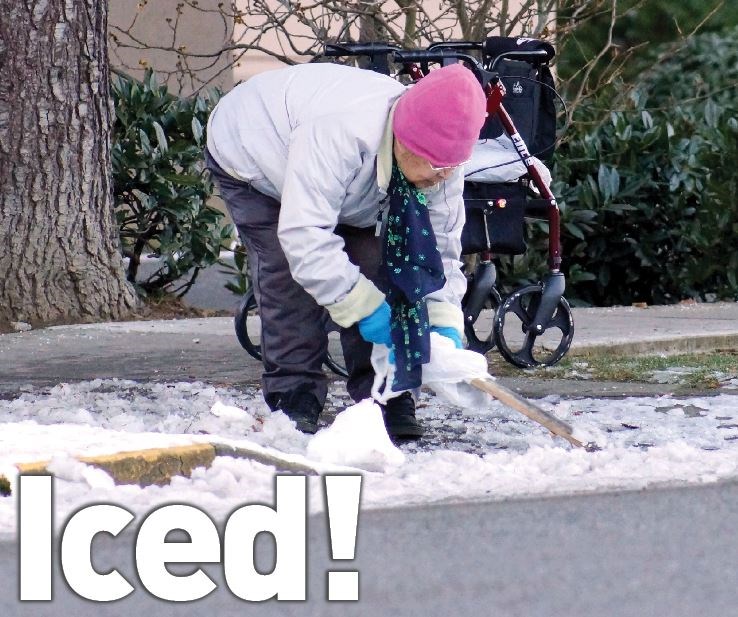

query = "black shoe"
[
  {"left": 382, "top": 392, "right": 424, "bottom": 439},
  {"left": 276, "top": 389, "right": 322, "bottom": 434}
]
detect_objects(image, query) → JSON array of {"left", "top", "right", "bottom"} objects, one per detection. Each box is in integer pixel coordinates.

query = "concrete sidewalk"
[
  {"left": 481, "top": 300, "right": 738, "bottom": 357},
  {"left": 568, "top": 301, "right": 738, "bottom": 355},
  {"left": 0, "top": 301, "right": 736, "bottom": 394}
]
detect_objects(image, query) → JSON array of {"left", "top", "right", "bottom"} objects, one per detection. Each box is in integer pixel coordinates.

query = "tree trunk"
[{"left": 0, "top": 0, "right": 138, "bottom": 328}]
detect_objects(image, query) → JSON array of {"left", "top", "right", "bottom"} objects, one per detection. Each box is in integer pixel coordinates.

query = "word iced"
[{"left": 18, "top": 474, "right": 361, "bottom": 602}]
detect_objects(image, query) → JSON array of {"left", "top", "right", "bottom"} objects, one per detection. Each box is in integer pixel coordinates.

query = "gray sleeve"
[
  {"left": 277, "top": 120, "right": 384, "bottom": 325},
  {"left": 423, "top": 170, "right": 467, "bottom": 331},
  {"left": 425, "top": 170, "right": 467, "bottom": 305}
]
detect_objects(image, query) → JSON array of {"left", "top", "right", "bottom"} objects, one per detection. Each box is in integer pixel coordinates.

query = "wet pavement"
[
  {"left": 3, "top": 478, "right": 738, "bottom": 617},
  {"left": 1, "top": 302, "right": 736, "bottom": 398}
]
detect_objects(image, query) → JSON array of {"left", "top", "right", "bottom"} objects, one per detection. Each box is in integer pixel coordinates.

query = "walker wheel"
[
  {"left": 234, "top": 291, "right": 261, "bottom": 360},
  {"left": 234, "top": 290, "right": 348, "bottom": 378},
  {"left": 493, "top": 285, "right": 574, "bottom": 368},
  {"left": 464, "top": 287, "right": 503, "bottom": 355}
]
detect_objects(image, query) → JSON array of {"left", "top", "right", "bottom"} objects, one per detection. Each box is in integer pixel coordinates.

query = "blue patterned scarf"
[{"left": 384, "top": 164, "right": 446, "bottom": 391}]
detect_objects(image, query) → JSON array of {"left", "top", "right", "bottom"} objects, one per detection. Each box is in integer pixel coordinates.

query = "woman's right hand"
[{"left": 357, "top": 301, "right": 392, "bottom": 347}]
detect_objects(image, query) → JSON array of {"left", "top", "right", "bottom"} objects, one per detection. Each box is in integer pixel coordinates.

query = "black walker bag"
[
  {"left": 461, "top": 181, "right": 528, "bottom": 256},
  {"left": 481, "top": 37, "right": 557, "bottom": 161}
]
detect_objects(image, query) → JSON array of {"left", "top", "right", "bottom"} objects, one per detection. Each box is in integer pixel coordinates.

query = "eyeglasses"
[{"left": 428, "top": 158, "right": 471, "bottom": 172}]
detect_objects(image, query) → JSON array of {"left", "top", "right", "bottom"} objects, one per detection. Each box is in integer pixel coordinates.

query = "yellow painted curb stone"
[
  {"left": 13, "top": 443, "right": 217, "bottom": 488},
  {"left": 0, "top": 440, "right": 322, "bottom": 497}
]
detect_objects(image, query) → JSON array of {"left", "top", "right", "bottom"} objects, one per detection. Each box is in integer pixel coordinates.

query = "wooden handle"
[{"left": 469, "top": 378, "right": 585, "bottom": 449}]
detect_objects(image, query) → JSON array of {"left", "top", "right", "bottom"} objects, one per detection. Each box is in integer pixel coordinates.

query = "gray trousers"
[{"left": 206, "top": 150, "right": 386, "bottom": 408}]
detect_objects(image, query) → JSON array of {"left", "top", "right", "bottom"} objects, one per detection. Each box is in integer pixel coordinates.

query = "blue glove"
[
  {"left": 358, "top": 301, "right": 392, "bottom": 347},
  {"left": 431, "top": 326, "right": 463, "bottom": 349}
]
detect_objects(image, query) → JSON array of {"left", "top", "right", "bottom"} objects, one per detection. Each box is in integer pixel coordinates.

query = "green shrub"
[
  {"left": 540, "top": 28, "right": 738, "bottom": 306},
  {"left": 111, "top": 70, "right": 233, "bottom": 297},
  {"left": 219, "top": 244, "right": 251, "bottom": 296}
]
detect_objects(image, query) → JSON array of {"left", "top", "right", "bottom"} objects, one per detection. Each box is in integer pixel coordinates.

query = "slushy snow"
[{"left": 2, "top": 378, "right": 738, "bottom": 538}]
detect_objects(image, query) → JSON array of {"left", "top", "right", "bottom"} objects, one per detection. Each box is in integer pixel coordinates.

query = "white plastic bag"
[
  {"left": 371, "top": 332, "right": 492, "bottom": 409},
  {"left": 464, "top": 136, "right": 553, "bottom": 187}
]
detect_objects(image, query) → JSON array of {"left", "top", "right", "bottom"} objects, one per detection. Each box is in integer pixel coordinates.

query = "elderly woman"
[{"left": 206, "top": 62, "right": 486, "bottom": 437}]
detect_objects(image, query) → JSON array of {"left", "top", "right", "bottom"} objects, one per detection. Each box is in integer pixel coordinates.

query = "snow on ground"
[{"left": 1, "top": 379, "right": 738, "bottom": 537}]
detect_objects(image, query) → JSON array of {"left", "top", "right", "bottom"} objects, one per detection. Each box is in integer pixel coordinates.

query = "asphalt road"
[{"left": 3, "top": 478, "right": 738, "bottom": 616}]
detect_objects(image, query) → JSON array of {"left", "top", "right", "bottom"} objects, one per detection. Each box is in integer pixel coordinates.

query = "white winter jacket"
[{"left": 207, "top": 63, "right": 465, "bottom": 332}]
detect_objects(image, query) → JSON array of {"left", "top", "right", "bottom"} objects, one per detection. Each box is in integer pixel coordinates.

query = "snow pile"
[
  {"left": 307, "top": 399, "right": 404, "bottom": 471},
  {"left": 2, "top": 380, "right": 738, "bottom": 537}
]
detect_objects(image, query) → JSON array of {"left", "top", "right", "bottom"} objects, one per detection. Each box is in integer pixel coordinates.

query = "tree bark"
[{"left": 0, "top": 0, "right": 138, "bottom": 327}]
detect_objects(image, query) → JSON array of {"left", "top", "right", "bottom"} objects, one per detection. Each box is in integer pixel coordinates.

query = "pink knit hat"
[{"left": 393, "top": 64, "right": 487, "bottom": 168}]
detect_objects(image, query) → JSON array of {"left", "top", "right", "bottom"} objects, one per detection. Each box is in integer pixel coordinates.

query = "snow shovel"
[
  {"left": 469, "top": 378, "right": 587, "bottom": 449},
  {"left": 373, "top": 335, "right": 593, "bottom": 450}
]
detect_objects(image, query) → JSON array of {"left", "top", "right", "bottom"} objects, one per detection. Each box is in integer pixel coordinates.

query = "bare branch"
[{"left": 108, "top": 0, "right": 614, "bottom": 96}]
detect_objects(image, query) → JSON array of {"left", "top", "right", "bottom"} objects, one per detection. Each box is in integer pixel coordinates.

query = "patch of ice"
[
  {"left": 650, "top": 367, "right": 698, "bottom": 384},
  {"left": 1, "top": 381, "right": 738, "bottom": 538}
]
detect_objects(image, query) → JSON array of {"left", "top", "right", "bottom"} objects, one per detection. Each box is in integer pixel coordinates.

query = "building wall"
[{"left": 109, "top": 0, "right": 235, "bottom": 95}]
